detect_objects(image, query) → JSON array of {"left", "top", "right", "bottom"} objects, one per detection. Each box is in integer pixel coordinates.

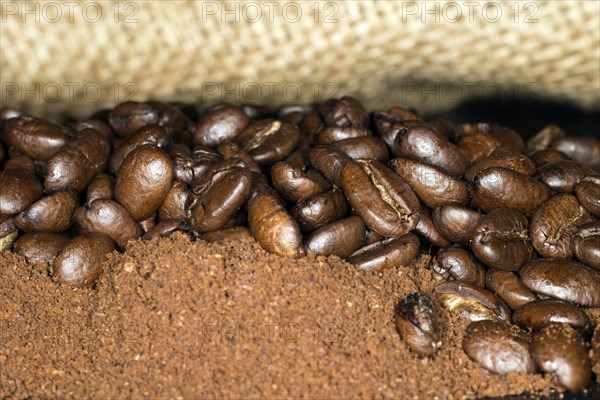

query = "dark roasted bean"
[
  {"left": 332, "top": 137, "right": 389, "bottom": 162},
  {"left": 486, "top": 270, "right": 537, "bottom": 311},
  {"left": 304, "top": 216, "right": 365, "bottom": 258},
  {"left": 108, "top": 124, "right": 169, "bottom": 175},
  {"left": 271, "top": 162, "right": 330, "bottom": 201},
  {"left": 455, "top": 123, "right": 524, "bottom": 153},
  {"left": 283, "top": 149, "right": 309, "bottom": 170},
  {"left": 575, "top": 174, "right": 600, "bottom": 217},
  {"left": 464, "top": 152, "right": 536, "bottom": 182},
  {"left": 200, "top": 226, "right": 252, "bottom": 244},
  {"left": 536, "top": 160, "right": 591, "bottom": 194},
  {"left": 316, "top": 126, "right": 371, "bottom": 145},
  {"left": 13, "top": 232, "right": 70, "bottom": 264},
  {"left": 321, "top": 96, "right": 369, "bottom": 128},
  {"left": 216, "top": 141, "right": 261, "bottom": 173},
  {"left": 550, "top": 136, "right": 600, "bottom": 169},
  {"left": 299, "top": 112, "right": 324, "bottom": 146},
  {"left": 431, "top": 205, "right": 483, "bottom": 246},
  {"left": 0, "top": 162, "right": 43, "bottom": 217},
  {"left": 69, "top": 118, "right": 112, "bottom": 137},
  {"left": 457, "top": 132, "right": 497, "bottom": 163},
  {"left": 234, "top": 119, "right": 300, "bottom": 167},
  {"left": 290, "top": 189, "right": 348, "bottom": 232},
  {"left": 86, "top": 173, "right": 114, "bottom": 206},
  {"left": 4, "top": 115, "right": 72, "bottom": 160},
  {"left": 512, "top": 299, "right": 591, "bottom": 335},
  {"left": 307, "top": 144, "right": 350, "bottom": 187},
  {"left": 394, "top": 293, "right": 439, "bottom": 358},
  {"left": 158, "top": 180, "right": 190, "bottom": 222},
  {"left": 571, "top": 222, "right": 600, "bottom": 270},
  {"left": 347, "top": 234, "right": 419, "bottom": 271},
  {"left": 432, "top": 247, "right": 486, "bottom": 287},
  {"left": 108, "top": 101, "right": 187, "bottom": 138},
  {"left": 530, "top": 149, "right": 569, "bottom": 167},
  {"left": 14, "top": 191, "right": 78, "bottom": 232},
  {"left": 426, "top": 118, "right": 455, "bottom": 138},
  {"left": 242, "top": 104, "right": 272, "bottom": 121},
  {"left": 526, "top": 124, "right": 564, "bottom": 155},
  {"left": 414, "top": 205, "right": 451, "bottom": 248},
  {"left": 193, "top": 105, "right": 250, "bottom": 148},
  {"left": 434, "top": 281, "right": 511, "bottom": 322}
]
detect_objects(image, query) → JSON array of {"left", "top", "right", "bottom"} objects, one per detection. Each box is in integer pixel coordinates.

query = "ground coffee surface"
[{"left": 1, "top": 234, "right": 598, "bottom": 399}]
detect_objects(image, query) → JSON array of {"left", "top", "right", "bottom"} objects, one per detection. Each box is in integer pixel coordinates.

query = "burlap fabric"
[{"left": 1, "top": 0, "right": 598, "bottom": 118}]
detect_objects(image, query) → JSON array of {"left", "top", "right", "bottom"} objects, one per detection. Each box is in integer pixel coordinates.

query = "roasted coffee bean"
[
  {"left": 457, "top": 132, "right": 497, "bottom": 163},
  {"left": 283, "top": 149, "right": 309, "bottom": 170},
  {"left": 188, "top": 159, "right": 252, "bottom": 232},
  {"left": 69, "top": 118, "right": 112, "bottom": 137},
  {"left": 299, "top": 112, "right": 324, "bottom": 146},
  {"left": 242, "top": 103, "right": 272, "bottom": 121},
  {"left": 486, "top": 270, "right": 537, "bottom": 311},
  {"left": 86, "top": 173, "right": 114, "bottom": 206},
  {"left": 530, "top": 194, "right": 594, "bottom": 259},
  {"left": 394, "top": 293, "right": 439, "bottom": 358},
  {"left": 52, "top": 232, "right": 115, "bottom": 287},
  {"left": 372, "top": 109, "right": 420, "bottom": 146},
  {"left": 472, "top": 208, "right": 533, "bottom": 271},
  {"left": 426, "top": 118, "right": 454, "bottom": 138},
  {"left": 530, "top": 149, "right": 569, "bottom": 167},
  {"left": 575, "top": 174, "right": 600, "bottom": 217},
  {"left": 45, "top": 128, "right": 110, "bottom": 193},
  {"left": 158, "top": 180, "right": 190, "bottom": 222},
  {"left": 169, "top": 144, "right": 195, "bottom": 184},
  {"left": 108, "top": 124, "right": 169, "bottom": 175},
  {"left": 571, "top": 222, "right": 600, "bottom": 270},
  {"left": 247, "top": 192, "right": 304, "bottom": 258},
  {"left": 434, "top": 281, "right": 511, "bottom": 322},
  {"left": 432, "top": 247, "right": 486, "bottom": 287},
  {"left": 390, "top": 158, "right": 469, "bottom": 208},
  {"left": 4, "top": 115, "right": 72, "bottom": 160},
  {"left": 550, "top": 136, "right": 600, "bottom": 169},
  {"left": 413, "top": 205, "right": 451, "bottom": 248},
  {"left": 193, "top": 105, "right": 249, "bottom": 148},
  {"left": 276, "top": 104, "right": 315, "bottom": 119},
  {"left": 393, "top": 126, "right": 467, "bottom": 177},
  {"left": 142, "top": 219, "right": 192, "bottom": 240},
  {"left": 75, "top": 199, "right": 143, "bottom": 250},
  {"left": 307, "top": 144, "right": 350, "bottom": 187},
  {"left": 271, "top": 162, "right": 330, "bottom": 201},
  {"left": 332, "top": 137, "right": 389, "bottom": 162},
  {"left": 536, "top": 160, "right": 591, "bottom": 194},
  {"left": 526, "top": 124, "right": 564, "bottom": 155},
  {"left": 278, "top": 111, "right": 304, "bottom": 125},
  {"left": 316, "top": 126, "right": 371, "bottom": 145},
  {"left": 200, "top": 226, "right": 252, "bottom": 244},
  {"left": 431, "top": 205, "right": 483, "bottom": 246},
  {"left": 0, "top": 163, "right": 43, "bottom": 216},
  {"left": 342, "top": 159, "right": 420, "bottom": 237},
  {"left": 107, "top": 101, "right": 187, "bottom": 138},
  {"left": 363, "top": 229, "right": 385, "bottom": 246},
  {"left": 512, "top": 299, "right": 591, "bottom": 335},
  {"left": 216, "top": 141, "right": 261, "bottom": 173},
  {"left": 13, "top": 232, "right": 70, "bottom": 263},
  {"left": 234, "top": 119, "right": 300, "bottom": 167},
  {"left": 115, "top": 144, "right": 174, "bottom": 221},
  {"left": 463, "top": 321, "right": 536, "bottom": 374},
  {"left": 455, "top": 123, "right": 525, "bottom": 153},
  {"left": 139, "top": 215, "right": 156, "bottom": 233},
  {"left": 290, "top": 189, "right": 349, "bottom": 232},
  {"left": 464, "top": 152, "right": 536, "bottom": 182},
  {"left": 245, "top": 171, "right": 274, "bottom": 205},
  {"left": 531, "top": 324, "right": 591, "bottom": 391},
  {"left": 304, "top": 216, "right": 365, "bottom": 258},
  {"left": 321, "top": 96, "right": 369, "bottom": 128},
  {"left": 347, "top": 234, "right": 419, "bottom": 271},
  {"left": 0, "top": 217, "right": 18, "bottom": 251},
  {"left": 14, "top": 191, "right": 78, "bottom": 232},
  {"left": 520, "top": 259, "right": 600, "bottom": 307},
  {"left": 469, "top": 167, "right": 551, "bottom": 214}
]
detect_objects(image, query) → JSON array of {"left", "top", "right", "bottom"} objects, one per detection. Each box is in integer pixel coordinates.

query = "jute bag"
[{"left": 1, "top": 0, "right": 598, "bottom": 118}]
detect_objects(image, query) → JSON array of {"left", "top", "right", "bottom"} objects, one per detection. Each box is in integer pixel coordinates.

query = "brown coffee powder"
[{"left": 0, "top": 234, "right": 597, "bottom": 399}]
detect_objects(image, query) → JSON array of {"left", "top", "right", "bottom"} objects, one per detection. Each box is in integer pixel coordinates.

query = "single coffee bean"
[
  {"left": 520, "top": 258, "right": 600, "bottom": 307},
  {"left": 108, "top": 101, "right": 162, "bottom": 137},
  {"left": 390, "top": 158, "right": 469, "bottom": 208},
  {"left": 169, "top": 144, "right": 195, "bottom": 184},
  {"left": 536, "top": 160, "right": 591, "bottom": 194},
  {"left": 526, "top": 124, "right": 564, "bottom": 155},
  {"left": 142, "top": 219, "right": 193, "bottom": 240},
  {"left": 463, "top": 321, "right": 536, "bottom": 374},
  {"left": 512, "top": 299, "right": 591, "bottom": 335},
  {"left": 304, "top": 216, "right": 365, "bottom": 258},
  {"left": 290, "top": 189, "right": 349, "bottom": 232},
  {"left": 192, "top": 105, "right": 250, "bottom": 148},
  {"left": 189, "top": 145, "right": 225, "bottom": 182},
  {"left": 115, "top": 144, "right": 174, "bottom": 221},
  {"left": 469, "top": 167, "right": 551, "bottom": 214},
  {"left": 332, "top": 137, "right": 389, "bottom": 162},
  {"left": 0, "top": 164, "right": 43, "bottom": 216},
  {"left": 575, "top": 174, "right": 600, "bottom": 217},
  {"left": 234, "top": 119, "right": 300, "bottom": 167},
  {"left": 347, "top": 234, "right": 419, "bottom": 271},
  {"left": 0, "top": 217, "right": 18, "bottom": 251},
  {"left": 434, "top": 281, "right": 511, "bottom": 322},
  {"left": 52, "top": 232, "right": 115, "bottom": 287},
  {"left": 394, "top": 293, "right": 439, "bottom": 358},
  {"left": 530, "top": 149, "right": 569, "bottom": 167},
  {"left": 530, "top": 194, "right": 594, "bottom": 259},
  {"left": 571, "top": 222, "right": 600, "bottom": 270},
  {"left": 14, "top": 191, "right": 78, "bottom": 232},
  {"left": 271, "top": 162, "right": 330, "bottom": 201},
  {"left": 342, "top": 159, "right": 420, "bottom": 237},
  {"left": 457, "top": 132, "right": 497, "bottom": 163},
  {"left": 158, "top": 180, "right": 190, "bottom": 222},
  {"left": 216, "top": 141, "right": 261, "bottom": 173},
  {"left": 86, "top": 173, "right": 114, "bottom": 206},
  {"left": 13, "top": 232, "right": 70, "bottom": 264},
  {"left": 485, "top": 270, "right": 537, "bottom": 311},
  {"left": 316, "top": 126, "right": 371, "bottom": 145},
  {"left": 426, "top": 118, "right": 455, "bottom": 139},
  {"left": 200, "top": 226, "right": 252, "bottom": 244},
  {"left": 108, "top": 124, "right": 170, "bottom": 175},
  {"left": 472, "top": 208, "right": 533, "bottom": 271},
  {"left": 550, "top": 136, "right": 600, "bottom": 169},
  {"left": 69, "top": 118, "right": 112, "bottom": 138},
  {"left": 321, "top": 96, "right": 369, "bottom": 128},
  {"left": 464, "top": 152, "right": 536, "bottom": 182},
  {"left": 4, "top": 115, "right": 72, "bottom": 160},
  {"left": 432, "top": 247, "right": 486, "bottom": 287},
  {"left": 283, "top": 149, "right": 309, "bottom": 170},
  {"left": 299, "top": 112, "right": 324, "bottom": 146},
  {"left": 414, "top": 205, "right": 451, "bottom": 248},
  {"left": 431, "top": 205, "right": 483, "bottom": 246},
  {"left": 247, "top": 192, "right": 304, "bottom": 258},
  {"left": 307, "top": 144, "right": 350, "bottom": 187},
  {"left": 531, "top": 324, "right": 591, "bottom": 392},
  {"left": 45, "top": 128, "right": 111, "bottom": 193},
  {"left": 75, "top": 199, "right": 143, "bottom": 250}
]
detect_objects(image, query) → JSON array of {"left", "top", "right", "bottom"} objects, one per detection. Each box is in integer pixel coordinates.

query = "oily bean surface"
[
  {"left": 0, "top": 168, "right": 43, "bottom": 216},
  {"left": 308, "top": 145, "right": 350, "bottom": 187},
  {"left": 512, "top": 299, "right": 590, "bottom": 334},
  {"left": 304, "top": 216, "right": 365, "bottom": 258},
  {"left": 332, "top": 137, "right": 389, "bottom": 162},
  {"left": 271, "top": 162, "right": 330, "bottom": 201},
  {"left": 394, "top": 293, "right": 439, "bottom": 358},
  {"left": 485, "top": 270, "right": 537, "bottom": 311},
  {"left": 571, "top": 222, "right": 600, "bottom": 270},
  {"left": 4, "top": 115, "right": 72, "bottom": 160},
  {"left": 109, "top": 124, "right": 169, "bottom": 174},
  {"left": 458, "top": 133, "right": 497, "bottom": 163},
  {"left": 158, "top": 180, "right": 190, "bottom": 222},
  {"left": 347, "top": 234, "right": 419, "bottom": 271},
  {"left": 431, "top": 205, "right": 482, "bottom": 246},
  {"left": 193, "top": 105, "right": 249, "bottom": 148},
  {"left": 86, "top": 173, "right": 114, "bottom": 205},
  {"left": 14, "top": 191, "right": 78, "bottom": 232},
  {"left": 536, "top": 160, "right": 591, "bottom": 194},
  {"left": 550, "top": 136, "right": 600, "bottom": 168},
  {"left": 414, "top": 205, "right": 451, "bottom": 247},
  {"left": 13, "top": 232, "right": 70, "bottom": 264},
  {"left": 432, "top": 247, "right": 486, "bottom": 287},
  {"left": 316, "top": 126, "right": 371, "bottom": 145},
  {"left": 321, "top": 96, "right": 369, "bottom": 128},
  {"left": 434, "top": 281, "right": 511, "bottom": 322},
  {"left": 234, "top": 119, "right": 300, "bottom": 167},
  {"left": 464, "top": 151, "right": 536, "bottom": 182},
  {"left": 216, "top": 142, "right": 261, "bottom": 173},
  {"left": 575, "top": 174, "right": 600, "bottom": 217},
  {"left": 290, "top": 189, "right": 348, "bottom": 232},
  {"left": 530, "top": 149, "right": 569, "bottom": 167}
]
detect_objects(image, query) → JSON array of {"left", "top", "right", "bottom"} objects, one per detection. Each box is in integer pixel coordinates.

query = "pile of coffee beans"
[{"left": 1, "top": 98, "right": 599, "bottom": 391}]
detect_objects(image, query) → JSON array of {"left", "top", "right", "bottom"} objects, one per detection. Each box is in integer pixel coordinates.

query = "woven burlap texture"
[{"left": 1, "top": 0, "right": 599, "bottom": 118}]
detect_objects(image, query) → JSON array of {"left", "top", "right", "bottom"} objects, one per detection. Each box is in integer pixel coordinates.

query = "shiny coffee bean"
[
  {"left": 472, "top": 208, "right": 533, "bottom": 271},
  {"left": 190, "top": 145, "right": 224, "bottom": 182},
  {"left": 457, "top": 132, "right": 497, "bottom": 163},
  {"left": 512, "top": 299, "right": 591, "bottom": 335},
  {"left": 283, "top": 149, "right": 309, "bottom": 170},
  {"left": 363, "top": 229, "right": 385, "bottom": 246},
  {"left": 75, "top": 199, "right": 143, "bottom": 250},
  {"left": 45, "top": 128, "right": 110, "bottom": 193},
  {"left": 193, "top": 105, "right": 250, "bottom": 148},
  {"left": 247, "top": 192, "right": 304, "bottom": 258},
  {"left": 372, "top": 108, "right": 420, "bottom": 147},
  {"left": 531, "top": 324, "right": 591, "bottom": 391},
  {"left": 434, "top": 281, "right": 511, "bottom": 322},
  {"left": 486, "top": 270, "right": 537, "bottom": 311},
  {"left": 200, "top": 226, "right": 252, "bottom": 244},
  {"left": 0, "top": 163, "right": 43, "bottom": 216},
  {"left": 575, "top": 174, "right": 600, "bottom": 217},
  {"left": 108, "top": 101, "right": 181, "bottom": 138},
  {"left": 13, "top": 232, "right": 70, "bottom": 264},
  {"left": 290, "top": 189, "right": 349, "bottom": 232},
  {"left": 431, "top": 205, "right": 482, "bottom": 246},
  {"left": 52, "top": 232, "right": 115, "bottom": 287},
  {"left": 347, "top": 234, "right": 419, "bottom": 271},
  {"left": 341, "top": 159, "right": 420, "bottom": 237},
  {"left": 321, "top": 96, "right": 369, "bottom": 128},
  {"left": 536, "top": 160, "right": 591, "bottom": 194},
  {"left": 307, "top": 144, "right": 350, "bottom": 187},
  {"left": 520, "top": 258, "right": 600, "bottom": 307},
  {"left": 550, "top": 136, "right": 600, "bottom": 169},
  {"left": 271, "top": 162, "right": 330, "bottom": 201},
  {"left": 571, "top": 222, "right": 600, "bottom": 270},
  {"left": 413, "top": 205, "right": 451, "bottom": 247},
  {"left": 243, "top": 103, "right": 273, "bottom": 121},
  {"left": 169, "top": 144, "right": 195, "bottom": 184},
  {"left": 426, "top": 118, "right": 454, "bottom": 138},
  {"left": 0, "top": 217, "right": 18, "bottom": 251},
  {"left": 139, "top": 215, "right": 156, "bottom": 233},
  {"left": 4, "top": 115, "right": 72, "bottom": 160},
  {"left": 14, "top": 191, "right": 78, "bottom": 232},
  {"left": 216, "top": 141, "right": 261, "bottom": 173},
  {"left": 304, "top": 216, "right": 365, "bottom": 258},
  {"left": 86, "top": 173, "right": 114, "bottom": 206},
  {"left": 332, "top": 137, "right": 389, "bottom": 162},
  {"left": 394, "top": 293, "right": 439, "bottom": 358},
  {"left": 108, "top": 124, "right": 169, "bottom": 175},
  {"left": 142, "top": 219, "right": 192, "bottom": 240},
  {"left": 234, "top": 119, "right": 300, "bottom": 167},
  {"left": 469, "top": 167, "right": 551, "bottom": 214},
  {"left": 69, "top": 118, "right": 112, "bottom": 137},
  {"left": 299, "top": 112, "right": 324, "bottom": 146},
  {"left": 526, "top": 124, "right": 564, "bottom": 155},
  {"left": 115, "top": 144, "right": 174, "bottom": 221},
  {"left": 455, "top": 123, "right": 524, "bottom": 153},
  {"left": 390, "top": 158, "right": 469, "bottom": 208},
  {"left": 530, "top": 194, "right": 594, "bottom": 258},
  {"left": 464, "top": 151, "right": 535, "bottom": 182},
  {"left": 530, "top": 149, "right": 569, "bottom": 167},
  {"left": 158, "top": 180, "right": 190, "bottom": 222},
  {"left": 432, "top": 247, "right": 486, "bottom": 287},
  {"left": 316, "top": 126, "right": 371, "bottom": 145},
  {"left": 463, "top": 321, "right": 536, "bottom": 374},
  {"left": 279, "top": 111, "right": 304, "bottom": 125}
]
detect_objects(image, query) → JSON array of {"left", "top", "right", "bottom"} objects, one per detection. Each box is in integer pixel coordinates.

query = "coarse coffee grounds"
[{"left": 1, "top": 233, "right": 598, "bottom": 399}]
